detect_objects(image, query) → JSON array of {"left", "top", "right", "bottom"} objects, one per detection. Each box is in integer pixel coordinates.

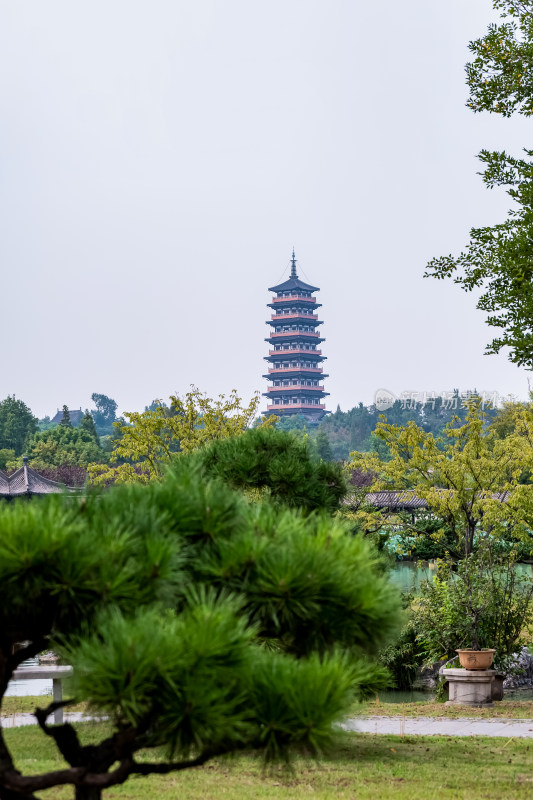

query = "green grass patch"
[
  {"left": 361, "top": 698, "right": 533, "bottom": 719},
  {"left": 1, "top": 695, "right": 87, "bottom": 716},
  {"left": 7, "top": 694, "right": 533, "bottom": 725},
  {"left": 4, "top": 723, "right": 533, "bottom": 799}
]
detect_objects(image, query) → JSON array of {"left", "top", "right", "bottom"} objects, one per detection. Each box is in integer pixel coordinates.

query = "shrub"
[
  {"left": 378, "top": 620, "right": 421, "bottom": 690},
  {"left": 412, "top": 544, "right": 533, "bottom": 671}
]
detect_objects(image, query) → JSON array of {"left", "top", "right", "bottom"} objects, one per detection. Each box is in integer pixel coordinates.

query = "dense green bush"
[{"left": 378, "top": 620, "right": 421, "bottom": 691}]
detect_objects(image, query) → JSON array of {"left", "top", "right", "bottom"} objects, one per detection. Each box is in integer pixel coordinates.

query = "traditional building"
[
  {"left": 0, "top": 457, "right": 74, "bottom": 500},
  {"left": 50, "top": 408, "right": 84, "bottom": 426},
  {"left": 263, "top": 251, "right": 329, "bottom": 422}
]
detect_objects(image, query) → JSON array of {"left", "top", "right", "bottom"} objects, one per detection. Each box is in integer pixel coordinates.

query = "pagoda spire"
[{"left": 290, "top": 248, "right": 297, "bottom": 278}]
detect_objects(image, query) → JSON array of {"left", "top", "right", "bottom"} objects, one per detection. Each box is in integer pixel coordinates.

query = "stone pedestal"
[
  {"left": 492, "top": 673, "right": 505, "bottom": 701},
  {"left": 442, "top": 668, "right": 495, "bottom": 707}
]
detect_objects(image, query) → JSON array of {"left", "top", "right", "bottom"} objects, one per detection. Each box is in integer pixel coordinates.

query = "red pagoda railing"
[
  {"left": 269, "top": 331, "right": 320, "bottom": 338},
  {"left": 268, "top": 349, "right": 322, "bottom": 356},
  {"left": 267, "top": 385, "right": 325, "bottom": 393},
  {"left": 271, "top": 295, "right": 317, "bottom": 304},
  {"left": 267, "top": 403, "right": 326, "bottom": 411},
  {"left": 267, "top": 367, "right": 323, "bottom": 374}
]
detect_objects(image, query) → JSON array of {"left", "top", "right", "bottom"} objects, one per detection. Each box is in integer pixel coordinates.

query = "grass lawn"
[
  {"left": 7, "top": 695, "right": 533, "bottom": 722},
  {"left": 1, "top": 695, "right": 87, "bottom": 716},
  {"left": 361, "top": 698, "right": 533, "bottom": 719},
  {"left": 4, "top": 722, "right": 533, "bottom": 799}
]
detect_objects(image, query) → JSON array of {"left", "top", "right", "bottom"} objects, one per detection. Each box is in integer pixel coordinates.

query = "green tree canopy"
[
  {"left": 80, "top": 412, "right": 100, "bottom": 446},
  {"left": 426, "top": 148, "right": 533, "bottom": 367},
  {"left": 23, "top": 425, "right": 105, "bottom": 470},
  {"left": 91, "top": 393, "right": 118, "bottom": 435},
  {"left": 88, "top": 388, "right": 275, "bottom": 485},
  {"left": 0, "top": 448, "right": 15, "bottom": 471},
  {"left": 315, "top": 430, "right": 333, "bottom": 462},
  {"left": 426, "top": 0, "right": 533, "bottom": 368},
  {"left": 319, "top": 397, "right": 473, "bottom": 461},
  {"left": 273, "top": 414, "right": 312, "bottom": 433},
  {"left": 0, "top": 395, "right": 38, "bottom": 456},
  {"left": 466, "top": 0, "right": 533, "bottom": 118},
  {"left": 349, "top": 397, "right": 533, "bottom": 557}
]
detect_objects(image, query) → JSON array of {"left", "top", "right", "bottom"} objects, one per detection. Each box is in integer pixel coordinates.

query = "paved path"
[
  {"left": 0, "top": 712, "right": 100, "bottom": 728},
  {"left": 344, "top": 715, "right": 533, "bottom": 738},
  {"left": 4, "top": 712, "right": 533, "bottom": 738}
]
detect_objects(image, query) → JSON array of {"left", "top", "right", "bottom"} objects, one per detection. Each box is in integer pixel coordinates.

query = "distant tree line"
[
  {"left": 0, "top": 389, "right": 506, "bottom": 487},
  {"left": 0, "top": 393, "right": 120, "bottom": 483},
  {"left": 276, "top": 392, "right": 494, "bottom": 462}
]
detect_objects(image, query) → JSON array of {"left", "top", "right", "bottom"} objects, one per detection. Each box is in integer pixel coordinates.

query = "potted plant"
[
  {"left": 455, "top": 648, "right": 495, "bottom": 670},
  {"left": 454, "top": 571, "right": 496, "bottom": 669}
]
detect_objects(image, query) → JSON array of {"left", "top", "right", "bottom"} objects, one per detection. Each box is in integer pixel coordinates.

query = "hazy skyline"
[{"left": 1, "top": 1, "right": 530, "bottom": 419}]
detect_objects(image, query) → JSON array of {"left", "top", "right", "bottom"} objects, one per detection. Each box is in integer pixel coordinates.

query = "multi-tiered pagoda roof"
[{"left": 263, "top": 251, "right": 329, "bottom": 422}]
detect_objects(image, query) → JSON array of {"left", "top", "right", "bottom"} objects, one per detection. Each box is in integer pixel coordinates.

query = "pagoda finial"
[{"left": 290, "top": 248, "right": 297, "bottom": 278}]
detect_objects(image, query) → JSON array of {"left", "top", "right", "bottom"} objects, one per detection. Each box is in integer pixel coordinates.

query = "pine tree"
[
  {"left": 80, "top": 412, "right": 100, "bottom": 446},
  {"left": 0, "top": 428, "right": 400, "bottom": 799},
  {"left": 316, "top": 430, "right": 333, "bottom": 462},
  {"left": 196, "top": 426, "right": 345, "bottom": 512},
  {"left": 59, "top": 405, "right": 72, "bottom": 427}
]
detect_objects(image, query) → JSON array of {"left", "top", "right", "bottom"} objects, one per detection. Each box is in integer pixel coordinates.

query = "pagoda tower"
[{"left": 263, "top": 251, "right": 329, "bottom": 422}]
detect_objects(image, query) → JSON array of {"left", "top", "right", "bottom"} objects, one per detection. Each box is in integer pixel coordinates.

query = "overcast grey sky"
[{"left": 1, "top": 1, "right": 530, "bottom": 418}]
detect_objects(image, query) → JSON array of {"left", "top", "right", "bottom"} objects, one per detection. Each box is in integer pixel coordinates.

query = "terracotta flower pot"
[{"left": 456, "top": 649, "right": 495, "bottom": 670}]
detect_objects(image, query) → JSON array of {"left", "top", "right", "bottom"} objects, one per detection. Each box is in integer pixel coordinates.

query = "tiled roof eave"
[
  {"left": 0, "top": 467, "right": 75, "bottom": 497},
  {"left": 356, "top": 489, "right": 513, "bottom": 510}
]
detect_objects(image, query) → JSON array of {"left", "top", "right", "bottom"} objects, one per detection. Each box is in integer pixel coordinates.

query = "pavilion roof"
[
  {"left": 0, "top": 459, "right": 74, "bottom": 498},
  {"left": 363, "top": 489, "right": 512, "bottom": 510},
  {"left": 365, "top": 491, "right": 429, "bottom": 510}
]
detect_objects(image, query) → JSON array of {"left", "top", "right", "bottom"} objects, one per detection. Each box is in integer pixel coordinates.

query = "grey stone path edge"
[
  {"left": 1, "top": 712, "right": 100, "bottom": 728},
  {"left": 343, "top": 715, "right": 533, "bottom": 738}
]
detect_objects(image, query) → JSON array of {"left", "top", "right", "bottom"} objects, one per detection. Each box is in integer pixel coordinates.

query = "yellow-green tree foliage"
[
  {"left": 88, "top": 387, "right": 275, "bottom": 485},
  {"left": 348, "top": 397, "right": 533, "bottom": 557}
]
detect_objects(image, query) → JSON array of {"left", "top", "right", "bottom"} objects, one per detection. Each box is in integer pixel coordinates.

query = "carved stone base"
[{"left": 443, "top": 668, "right": 496, "bottom": 707}]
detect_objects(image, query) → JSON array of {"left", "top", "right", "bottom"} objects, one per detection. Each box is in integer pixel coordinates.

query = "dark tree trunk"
[
  {"left": 465, "top": 523, "right": 475, "bottom": 557},
  {"left": 75, "top": 786, "right": 103, "bottom": 800},
  {"left": 0, "top": 789, "right": 39, "bottom": 800}
]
